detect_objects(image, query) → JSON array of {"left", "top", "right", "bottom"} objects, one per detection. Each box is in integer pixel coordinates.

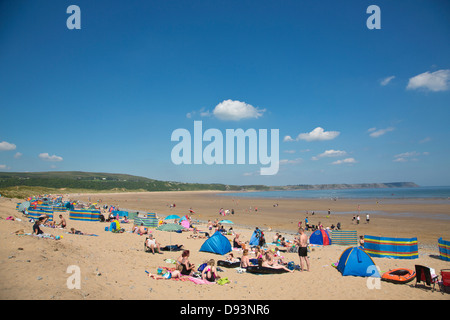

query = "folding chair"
[
  {"left": 440, "top": 269, "right": 450, "bottom": 293},
  {"left": 415, "top": 265, "right": 438, "bottom": 292}
]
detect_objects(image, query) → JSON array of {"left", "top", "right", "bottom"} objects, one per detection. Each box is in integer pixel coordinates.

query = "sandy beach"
[{"left": 1, "top": 190, "right": 449, "bottom": 301}]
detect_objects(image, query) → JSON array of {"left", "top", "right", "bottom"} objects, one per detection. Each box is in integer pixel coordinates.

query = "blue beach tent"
[
  {"left": 337, "top": 247, "right": 380, "bottom": 278},
  {"left": 309, "top": 229, "right": 331, "bottom": 245},
  {"left": 199, "top": 231, "right": 232, "bottom": 255}
]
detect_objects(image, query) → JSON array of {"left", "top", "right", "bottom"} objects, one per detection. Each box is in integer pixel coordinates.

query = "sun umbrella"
[
  {"left": 181, "top": 220, "right": 190, "bottom": 229},
  {"left": 156, "top": 223, "right": 186, "bottom": 251},
  {"left": 164, "top": 214, "right": 181, "bottom": 220},
  {"left": 18, "top": 201, "right": 30, "bottom": 212},
  {"left": 219, "top": 220, "right": 234, "bottom": 224},
  {"left": 157, "top": 223, "right": 185, "bottom": 232}
]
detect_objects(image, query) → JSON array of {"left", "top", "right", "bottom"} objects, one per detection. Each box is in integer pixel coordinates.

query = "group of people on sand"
[
  {"left": 147, "top": 249, "right": 220, "bottom": 283},
  {"left": 233, "top": 227, "right": 310, "bottom": 272}
]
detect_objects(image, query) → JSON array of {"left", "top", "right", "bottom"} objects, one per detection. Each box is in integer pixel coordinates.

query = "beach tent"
[
  {"left": 309, "top": 229, "right": 331, "bottom": 245},
  {"left": 249, "top": 230, "right": 260, "bottom": 246},
  {"left": 200, "top": 231, "right": 232, "bottom": 255},
  {"left": 364, "top": 235, "right": 418, "bottom": 259},
  {"left": 337, "top": 247, "right": 380, "bottom": 278},
  {"left": 438, "top": 238, "right": 450, "bottom": 261}
]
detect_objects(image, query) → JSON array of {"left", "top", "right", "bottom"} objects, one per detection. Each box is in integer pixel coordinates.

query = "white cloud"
[
  {"left": 332, "top": 158, "right": 357, "bottom": 165},
  {"left": 283, "top": 150, "right": 296, "bottom": 154},
  {"left": 316, "top": 149, "right": 347, "bottom": 158},
  {"left": 393, "top": 151, "right": 428, "bottom": 162},
  {"left": 368, "top": 127, "right": 395, "bottom": 138},
  {"left": 280, "top": 158, "right": 302, "bottom": 165},
  {"left": 212, "top": 99, "right": 265, "bottom": 121},
  {"left": 0, "top": 164, "right": 7, "bottom": 169},
  {"left": 419, "top": 137, "right": 431, "bottom": 144},
  {"left": 283, "top": 135, "right": 294, "bottom": 142},
  {"left": 14, "top": 152, "right": 23, "bottom": 159},
  {"left": 186, "top": 107, "right": 212, "bottom": 119},
  {"left": 394, "top": 151, "right": 421, "bottom": 158},
  {"left": 0, "top": 141, "right": 16, "bottom": 151},
  {"left": 407, "top": 69, "right": 450, "bottom": 92},
  {"left": 380, "top": 75, "right": 395, "bottom": 86},
  {"left": 38, "top": 153, "right": 63, "bottom": 162},
  {"left": 296, "top": 127, "right": 340, "bottom": 142}
]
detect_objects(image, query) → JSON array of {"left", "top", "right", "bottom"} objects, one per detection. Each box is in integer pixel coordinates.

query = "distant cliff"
[
  {"left": 0, "top": 171, "right": 419, "bottom": 198},
  {"left": 277, "top": 182, "right": 419, "bottom": 191}
]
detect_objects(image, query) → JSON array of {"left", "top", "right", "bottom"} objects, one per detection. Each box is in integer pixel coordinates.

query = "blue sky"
[{"left": 1, "top": 0, "right": 449, "bottom": 186}]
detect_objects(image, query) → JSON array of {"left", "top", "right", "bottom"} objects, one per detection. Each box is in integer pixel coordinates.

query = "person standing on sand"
[{"left": 295, "top": 228, "right": 310, "bottom": 271}]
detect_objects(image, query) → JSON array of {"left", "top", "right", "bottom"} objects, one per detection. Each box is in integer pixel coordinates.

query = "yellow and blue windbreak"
[{"left": 364, "top": 235, "right": 418, "bottom": 259}]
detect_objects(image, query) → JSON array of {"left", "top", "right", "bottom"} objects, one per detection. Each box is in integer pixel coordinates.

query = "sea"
[{"left": 222, "top": 186, "right": 450, "bottom": 201}]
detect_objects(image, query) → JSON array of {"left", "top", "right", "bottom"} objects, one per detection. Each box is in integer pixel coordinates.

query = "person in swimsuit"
[
  {"left": 233, "top": 234, "right": 244, "bottom": 249},
  {"left": 56, "top": 215, "right": 66, "bottom": 228},
  {"left": 177, "top": 250, "right": 195, "bottom": 276},
  {"left": 69, "top": 228, "right": 95, "bottom": 236},
  {"left": 240, "top": 249, "right": 250, "bottom": 269},
  {"left": 202, "top": 259, "right": 220, "bottom": 282},
  {"left": 33, "top": 220, "right": 44, "bottom": 235},
  {"left": 295, "top": 228, "right": 310, "bottom": 271}
]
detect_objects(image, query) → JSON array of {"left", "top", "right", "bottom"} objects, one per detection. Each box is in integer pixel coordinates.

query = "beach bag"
[
  {"left": 287, "top": 261, "right": 295, "bottom": 270},
  {"left": 198, "top": 263, "right": 207, "bottom": 272}
]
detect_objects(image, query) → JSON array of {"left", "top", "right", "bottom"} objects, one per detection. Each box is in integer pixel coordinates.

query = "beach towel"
[{"left": 188, "top": 277, "right": 216, "bottom": 285}]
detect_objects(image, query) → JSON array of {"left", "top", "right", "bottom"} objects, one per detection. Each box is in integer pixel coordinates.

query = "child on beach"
[
  {"left": 147, "top": 266, "right": 182, "bottom": 280},
  {"left": 202, "top": 259, "right": 220, "bottom": 283},
  {"left": 240, "top": 249, "right": 251, "bottom": 269}
]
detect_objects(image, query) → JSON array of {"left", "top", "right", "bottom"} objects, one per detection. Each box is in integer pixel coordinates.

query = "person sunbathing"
[
  {"left": 69, "top": 228, "right": 95, "bottom": 236},
  {"left": 147, "top": 266, "right": 182, "bottom": 280},
  {"left": 233, "top": 234, "right": 244, "bottom": 249},
  {"left": 145, "top": 234, "right": 162, "bottom": 254},
  {"left": 226, "top": 253, "right": 240, "bottom": 263},
  {"left": 261, "top": 255, "right": 293, "bottom": 273},
  {"left": 134, "top": 223, "right": 148, "bottom": 235},
  {"left": 187, "top": 228, "right": 207, "bottom": 239}
]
